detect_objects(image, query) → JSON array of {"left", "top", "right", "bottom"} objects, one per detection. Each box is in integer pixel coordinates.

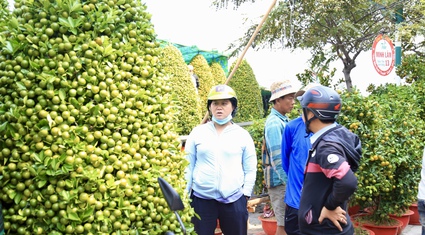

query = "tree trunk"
[{"left": 342, "top": 59, "right": 356, "bottom": 92}]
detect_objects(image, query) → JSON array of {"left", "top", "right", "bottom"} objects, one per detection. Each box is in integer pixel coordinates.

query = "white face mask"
[{"left": 212, "top": 114, "right": 232, "bottom": 125}]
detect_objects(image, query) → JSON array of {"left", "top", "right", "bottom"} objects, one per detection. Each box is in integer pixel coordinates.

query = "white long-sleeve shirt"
[{"left": 185, "top": 122, "right": 257, "bottom": 201}]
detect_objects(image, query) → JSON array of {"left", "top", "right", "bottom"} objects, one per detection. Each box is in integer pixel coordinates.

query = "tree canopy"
[
  {"left": 215, "top": 0, "right": 421, "bottom": 91},
  {"left": 159, "top": 45, "right": 202, "bottom": 135},
  {"left": 398, "top": 0, "right": 425, "bottom": 57}
]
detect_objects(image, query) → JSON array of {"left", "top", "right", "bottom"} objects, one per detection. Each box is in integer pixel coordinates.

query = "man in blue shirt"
[
  {"left": 263, "top": 80, "right": 297, "bottom": 235},
  {"left": 281, "top": 83, "right": 318, "bottom": 235}
]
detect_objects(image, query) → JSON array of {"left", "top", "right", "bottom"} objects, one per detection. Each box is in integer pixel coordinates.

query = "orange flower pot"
[
  {"left": 362, "top": 218, "right": 402, "bottom": 235},
  {"left": 409, "top": 203, "right": 421, "bottom": 225},
  {"left": 389, "top": 209, "right": 414, "bottom": 235},
  {"left": 258, "top": 216, "right": 277, "bottom": 235},
  {"left": 354, "top": 225, "right": 376, "bottom": 235},
  {"left": 348, "top": 204, "right": 361, "bottom": 216}
]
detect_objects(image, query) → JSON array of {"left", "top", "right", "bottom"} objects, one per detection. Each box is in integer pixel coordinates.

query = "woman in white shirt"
[{"left": 185, "top": 84, "right": 257, "bottom": 235}]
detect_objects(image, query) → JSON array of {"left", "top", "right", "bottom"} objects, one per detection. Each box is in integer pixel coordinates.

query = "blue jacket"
[
  {"left": 263, "top": 108, "right": 288, "bottom": 188},
  {"left": 281, "top": 116, "right": 311, "bottom": 209}
]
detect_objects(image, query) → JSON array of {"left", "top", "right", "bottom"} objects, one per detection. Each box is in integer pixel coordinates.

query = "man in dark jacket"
[{"left": 297, "top": 85, "right": 362, "bottom": 235}]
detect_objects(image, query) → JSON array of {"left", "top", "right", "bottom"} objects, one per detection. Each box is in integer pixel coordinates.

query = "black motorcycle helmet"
[{"left": 297, "top": 85, "right": 342, "bottom": 133}]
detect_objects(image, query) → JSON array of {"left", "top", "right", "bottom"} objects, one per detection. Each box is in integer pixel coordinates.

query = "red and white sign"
[{"left": 372, "top": 34, "right": 395, "bottom": 76}]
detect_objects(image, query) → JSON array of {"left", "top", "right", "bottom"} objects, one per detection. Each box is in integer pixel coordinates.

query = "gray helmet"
[{"left": 297, "top": 85, "right": 341, "bottom": 122}]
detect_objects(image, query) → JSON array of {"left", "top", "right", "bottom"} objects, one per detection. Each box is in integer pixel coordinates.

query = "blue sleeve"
[{"left": 282, "top": 124, "right": 292, "bottom": 174}]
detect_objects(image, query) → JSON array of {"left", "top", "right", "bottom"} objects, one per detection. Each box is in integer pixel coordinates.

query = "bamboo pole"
[
  {"left": 201, "top": 0, "right": 277, "bottom": 124},
  {"left": 247, "top": 195, "right": 270, "bottom": 208}
]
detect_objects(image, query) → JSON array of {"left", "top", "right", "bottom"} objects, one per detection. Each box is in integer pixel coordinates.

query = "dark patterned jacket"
[{"left": 299, "top": 124, "right": 362, "bottom": 235}]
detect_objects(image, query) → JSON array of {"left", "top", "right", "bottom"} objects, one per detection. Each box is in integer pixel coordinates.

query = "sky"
[
  {"left": 144, "top": 0, "right": 402, "bottom": 94},
  {"left": 5, "top": 0, "right": 402, "bottom": 93}
]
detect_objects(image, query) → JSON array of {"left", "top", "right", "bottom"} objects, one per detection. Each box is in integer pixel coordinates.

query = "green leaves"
[
  {"left": 67, "top": 206, "right": 81, "bottom": 222},
  {"left": 4, "top": 40, "right": 22, "bottom": 55},
  {"left": 0, "top": 0, "right": 195, "bottom": 233},
  {"left": 244, "top": 118, "right": 266, "bottom": 195},
  {"left": 59, "top": 16, "right": 83, "bottom": 35},
  {"left": 158, "top": 45, "right": 202, "bottom": 135},
  {"left": 0, "top": 107, "right": 20, "bottom": 137},
  {"left": 228, "top": 59, "right": 264, "bottom": 123},
  {"left": 340, "top": 82, "right": 425, "bottom": 223}
]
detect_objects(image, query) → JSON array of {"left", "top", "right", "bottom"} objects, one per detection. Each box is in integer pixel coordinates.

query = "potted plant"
[
  {"left": 389, "top": 209, "right": 414, "bottom": 235},
  {"left": 257, "top": 202, "right": 277, "bottom": 235},
  {"left": 408, "top": 203, "right": 420, "bottom": 225},
  {"left": 352, "top": 211, "right": 402, "bottom": 235},
  {"left": 215, "top": 219, "right": 222, "bottom": 235},
  {"left": 348, "top": 195, "right": 361, "bottom": 216},
  {"left": 338, "top": 85, "right": 425, "bottom": 230},
  {"left": 354, "top": 226, "right": 375, "bottom": 235}
]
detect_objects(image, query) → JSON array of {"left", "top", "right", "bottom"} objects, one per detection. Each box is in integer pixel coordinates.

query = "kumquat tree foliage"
[
  {"left": 159, "top": 44, "right": 202, "bottom": 136},
  {"left": 210, "top": 62, "right": 227, "bottom": 85},
  {"left": 0, "top": 0, "right": 196, "bottom": 234},
  {"left": 2, "top": 0, "right": 425, "bottom": 233},
  {"left": 0, "top": 0, "right": 9, "bottom": 31},
  {"left": 244, "top": 118, "right": 267, "bottom": 195},
  {"left": 228, "top": 60, "right": 264, "bottom": 123},
  {"left": 337, "top": 83, "right": 425, "bottom": 224},
  {"left": 189, "top": 54, "right": 215, "bottom": 116}
]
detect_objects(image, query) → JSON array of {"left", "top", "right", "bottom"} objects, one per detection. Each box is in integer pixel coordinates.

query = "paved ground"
[
  {"left": 246, "top": 202, "right": 422, "bottom": 235},
  {"left": 402, "top": 225, "right": 421, "bottom": 235}
]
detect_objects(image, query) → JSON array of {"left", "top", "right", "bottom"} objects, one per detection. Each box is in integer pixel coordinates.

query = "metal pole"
[{"left": 395, "top": 7, "right": 404, "bottom": 67}]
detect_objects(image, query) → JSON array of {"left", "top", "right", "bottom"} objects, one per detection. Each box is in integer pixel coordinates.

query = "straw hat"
[{"left": 269, "top": 80, "right": 297, "bottom": 102}]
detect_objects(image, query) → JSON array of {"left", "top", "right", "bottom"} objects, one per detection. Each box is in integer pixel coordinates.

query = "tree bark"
[{"left": 343, "top": 59, "right": 357, "bottom": 92}]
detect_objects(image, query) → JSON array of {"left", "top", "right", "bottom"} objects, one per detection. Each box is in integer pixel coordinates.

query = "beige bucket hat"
[{"left": 269, "top": 80, "right": 297, "bottom": 102}]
